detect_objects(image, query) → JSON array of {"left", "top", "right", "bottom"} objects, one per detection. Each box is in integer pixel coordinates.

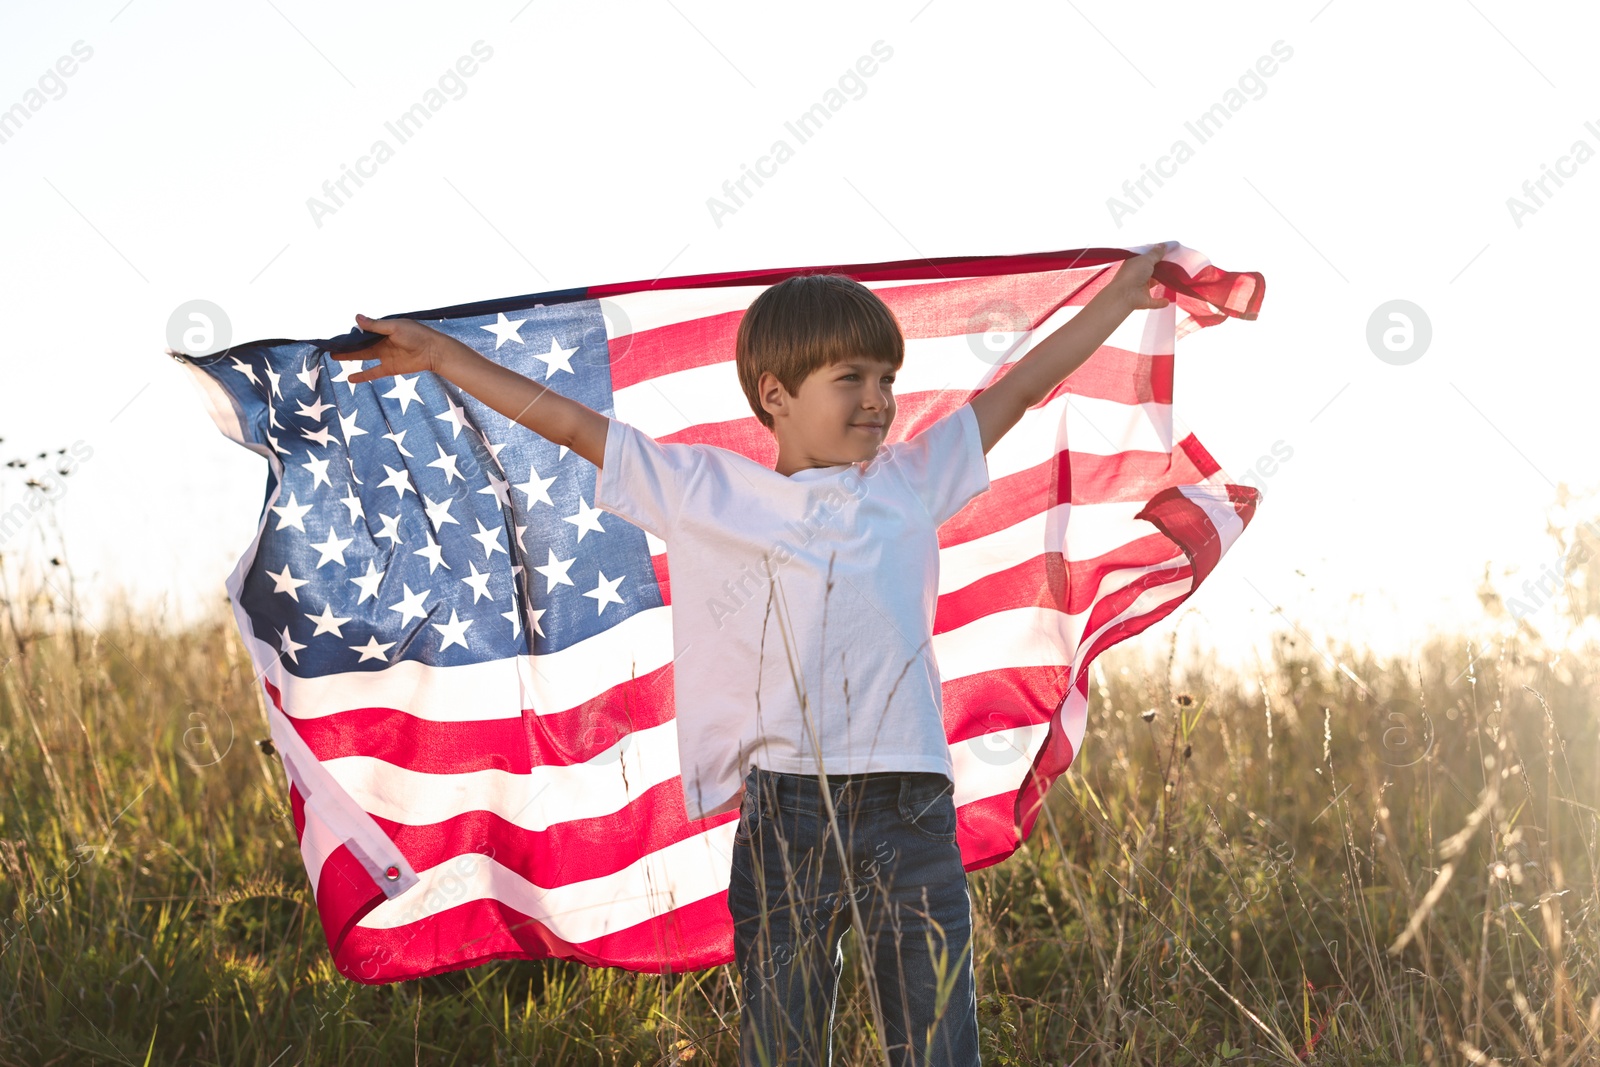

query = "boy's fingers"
[{"left": 355, "top": 313, "right": 398, "bottom": 335}]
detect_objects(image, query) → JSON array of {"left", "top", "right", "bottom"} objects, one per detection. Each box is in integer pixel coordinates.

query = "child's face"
[{"left": 769, "top": 356, "right": 898, "bottom": 464}]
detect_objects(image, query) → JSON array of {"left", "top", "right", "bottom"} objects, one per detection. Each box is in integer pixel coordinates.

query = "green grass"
[{"left": 1, "top": 552, "right": 1596, "bottom": 1064}]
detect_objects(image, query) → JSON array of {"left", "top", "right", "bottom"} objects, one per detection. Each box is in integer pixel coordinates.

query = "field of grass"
[{"left": 1, "top": 522, "right": 1597, "bottom": 1064}]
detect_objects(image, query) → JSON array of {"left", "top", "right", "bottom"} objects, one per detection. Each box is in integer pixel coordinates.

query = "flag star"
[
  {"left": 330, "top": 359, "right": 360, "bottom": 394},
  {"left": 427, "top": 444, "right": 463, "bottom": 485},
  {"left": 478, "top": 471, "right": 510, "bottom": 509},
  {"left": 501, "top": 606, "right": 521, "bottom": 638},
  {"left": 384, "top": 429, "right": 414, "bottom": 458},
  {"left": 229, "top": 356, "right": 261, "bottom": 387},
  {"left": 295, "top": 359, "right": 321, "bottom": 392},
  {"left": 528, "top": 605, "right": 546, "bottom": 638},
  {"left": 338, "top": 408, "right": 367, "bottom": 443},
  {"left": 350, "top": 634, "right": 396, "bottom": 663},
  {"left": 514, "top": 466, "right": 557, "bottom": 508},
  {"left": 470, "top": 518, "right": 507, "bottom": 559},
  {"left": 304, "top": 602, "right": 352, "bottom": 638},
  {"left": 267, "top": 563, "right": 310, "bottom": 601},
  {"left": 480, "top": 312, "right": 527, "bottom": 349},
  {"left": 265, "top": 366, "right": 282, "bottom": 399},
  {"left": 376, "top": 512, "right": 404, "bottom": 546},
  {"left": 278, "top": 625, "right": 307, "bottom": 665},
  {"left": 296, "top": 396, "right": 333, "bottom": 421},
  {"left": 583, "top": 569, "right": 626, "bottom": 615},
  {"left": 302, "top": 454, "right": 333, "bottom": 490},
  {"left": 413, "top": 534, "right": 450, "bottom": 574},
  {"left": 349, "top": 559, "right": 384, "bottom": 602},
  {"left": 435, "top": 394, "right": 469, "bottom": 440},
  {"left": 345, "top": 455, "right": 363, "bottom": 486},
  {"left": 265, "top": 429, "right": 289, "bottom": 457},
  {"left": 270, "top": 492, "right": 313, "bottom": 532},
  {"left": 532, "top": 336, "right": 579, "bottom": 378},
  {"left": 533, "top": 548, "right": 576, "bottom": 591},
  {"left": 382, "top": 374, "right": 424, "bottom": 414},
  {"left": 514, "top": 523, "right": 528, "bottom": 550},
  {"left": 378, "top": 464, "right": 416, "bottom": 500},
  {"left": 340, "top": 490, "right": 365, "bottom": 523},
  {"left": 558, "top": 445, "right": 570, "bottom": 461},
  {"left": 461, "top": 562, "right": 494, "bottom": 603},
  {"left": 563, "top": 496, "right": 606, "bottom": 542},
  {"left": 268, "top": 405, "right": 284, "bottom": 431},
  {"left": 422, "top": 494, "right": 460, "bottom": 530},
  {"left": 309, "top": 527, "right": 353, "bottom": 567},
  {"left": 300, "top": 425, "right": 336, "bottom": 448},
  {"left": 433, "top": 608, "right": 474, "bottom": 651},
  {"left": 388, "top": 583, "right": 431, "bottom": 625}
]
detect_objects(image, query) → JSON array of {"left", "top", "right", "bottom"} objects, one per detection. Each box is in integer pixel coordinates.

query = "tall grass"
[{"left": 1, "top": 480, "right": 1596, "bottom": 1064}]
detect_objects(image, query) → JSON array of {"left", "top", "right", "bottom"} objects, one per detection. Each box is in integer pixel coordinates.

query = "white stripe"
[
  {"left": 273, "top": 604, "right": 674, "bottom": 721},
  {"left": 322, "top": 719, "right": 682, "bottom": 832},
  {"left": 937, "top": 501, "right": 1174, "bottom": 596}
]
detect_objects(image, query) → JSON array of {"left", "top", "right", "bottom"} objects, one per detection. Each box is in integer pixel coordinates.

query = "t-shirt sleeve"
[
  {"left": 592, "top": 417, "right": 701, "bottom": 541},
  {"left": 888, "top": 402, "right": 991, "bottom": 526}
]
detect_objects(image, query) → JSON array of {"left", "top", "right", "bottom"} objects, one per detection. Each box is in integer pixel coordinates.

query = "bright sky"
[{"left": 2, "top": 1, "right": 1596, "bottom": 674}]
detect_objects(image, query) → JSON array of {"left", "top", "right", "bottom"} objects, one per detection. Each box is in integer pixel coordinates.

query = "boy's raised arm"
[
  {"left": 336, "top": 314, "right": 609, "bottom": 469},
  {"left": 968, "top": 243, "right": 1172, "bottom": 456}
]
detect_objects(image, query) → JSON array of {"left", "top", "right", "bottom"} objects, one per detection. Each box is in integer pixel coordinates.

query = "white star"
[
  {"left": 295, "top": 359, "right": 321, "bottom": 392},
  {"left": 265, "top": 430, "right": 289, "bottom": 457},
  {"left": 514, "top": 523, "right": 528, "bottom": 550},
  {"left": 435, "top": 394, "right": 469, "bottom": 440},
  {"left": 304, "top": 602, "right": 352, "bottom": 638},
  {"left": 563, "top": 496, "right": 606, "bottom": 542},
  {"left": 432, "top": 608, "right": 474, "bottom": 651},
  {"left": 265, "top": 366, "right": 282, "bottom": 399},
  {"left": 267, "top": 563, "right": 309, "bottom": 601},
  {"left": 501, "top": 605, "right": 521, "bottom": 638},
  {"left": 533, "top": 548, "right": 576, "bottom": 591},
  {"left": 532, "top": 336, "right": 579, "bottom": 378},
  {"left": 278, "top": 625, "right": 307, "bottom": 665},
  {"left": 270, "top": 493, "right": 313, "bottom": 532},
  {"left": 461, "top": 562, "right": 494, "bottom": 603},
  {"left": 338, "top": 408, "right": 367, "bottom": 443},
  {"left": 349, "top": 559, "right": 384, "bottom": 602},
  {"left": 582, "top": 569, "right": 626, "bottom": 615},
  {"left": 558, "top": 444, "right": 570, "bottom": 461},
  {"left": 477, "top": 471, "right": 510, "bottom": 509},
  {"left": 383, "top": 429, "right": 413, "bottom": 458},
  {"left": 268, "top": 405, "right": 283, "bottom": 431},
  {"left": 470, "top": 518, "right": 507, "bottom": 559},
  {"left": 300, "top": 425, "right": 336, "bottom": 448},
  {"left": 480, "top": 312, "right": 527, "bottom": 349},
  {"left": 229, "top": 356, "right": 261, "bottom": 387},
  {"left": 382, "top": 374, "right": 424, "bottom": 415},
  {"left": 302, "top": 454, "right": 333, "bottom": 490},
  {"left": 413, "top": 535, "right": 450, "bottom": 574},
  {"left": 339, "top": 491, "right": 364, "bottom": 523},
  {"left": 528, "top": 605, "right": 546, "bottom": 637},
  {"left": 375, "top": 512, "right": 404, "bottom": 546},
  {"left": 309, "top": 527, "right": 353, "bottom": 567},
  {"left": 377, "top": 465, "right": 416, "bottom": 500},
  {"left": 388, "top": 583, "right": 431, "bottom": 625},
  {"left": 514, "top": 466, "right": 557, "bottom": 508},
  {"left": 422, "top": 494, "right": 459, "bottom": 530},
  {"left": 349, "top": 634, "right": 395, "bottom": 663},
  {"left": 330, "top": 359, "right": 360, "bottom": 394},
  {"left": 427, "top": 444, "right": 463, "bottom": 485},
  {"left": 296, "top": 396, "right": 333, "bottom": 421}
]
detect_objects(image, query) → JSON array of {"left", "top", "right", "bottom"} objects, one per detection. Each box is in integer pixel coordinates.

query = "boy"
[{"left": 342, "top": 242, "right": 1170, "bottom": 1065}]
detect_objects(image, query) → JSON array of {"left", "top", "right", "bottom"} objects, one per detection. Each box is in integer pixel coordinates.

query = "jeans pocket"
[
  {"left": 897, "top": 773, "right": 957, "bottom": 843},
  {"left": 732, "top": 774, "right": 762, "bottom": 847}
]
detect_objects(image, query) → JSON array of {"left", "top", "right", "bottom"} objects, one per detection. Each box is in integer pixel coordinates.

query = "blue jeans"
[{"left": 728, "top": 766, "right": 981, "bottom": 1066}]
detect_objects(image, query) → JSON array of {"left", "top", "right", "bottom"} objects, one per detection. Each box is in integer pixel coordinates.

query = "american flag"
[{"left": 174, "top": 243, "right": 1263, "bottom": 983}]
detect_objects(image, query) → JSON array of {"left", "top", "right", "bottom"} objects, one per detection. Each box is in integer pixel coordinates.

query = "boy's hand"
[
  {"left": 1104, "top": 241, "right": 1174, "bottom": 312},
  {"left": 335, "top": 314, "right": 451, "bottom": 383}
]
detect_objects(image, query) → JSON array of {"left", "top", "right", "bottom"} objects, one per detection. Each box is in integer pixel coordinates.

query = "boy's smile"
[{"left": 760, "top": 357, "right": 898, "bottom": 477}]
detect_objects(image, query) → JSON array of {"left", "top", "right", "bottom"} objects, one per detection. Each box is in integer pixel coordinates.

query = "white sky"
[{"left": 2, "top": 1, "right": 1596, "bottom": 674}]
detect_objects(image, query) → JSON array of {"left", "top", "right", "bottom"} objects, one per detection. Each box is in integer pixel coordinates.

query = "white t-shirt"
[{"left": 593, "top": 402, "right": 991, "bottom": 821}]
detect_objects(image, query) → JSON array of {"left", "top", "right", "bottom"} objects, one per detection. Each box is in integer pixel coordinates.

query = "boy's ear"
[{"left": 758, "top": 370, "right": 794, "bottom": 421}]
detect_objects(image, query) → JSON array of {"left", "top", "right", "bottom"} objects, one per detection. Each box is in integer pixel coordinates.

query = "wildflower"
[
  {"left": 1175, "top": 693, "right": 1194, "bottom": 707},
  {"left": 1141, "top": 709, "right": 1157, "bottom": 722}
]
